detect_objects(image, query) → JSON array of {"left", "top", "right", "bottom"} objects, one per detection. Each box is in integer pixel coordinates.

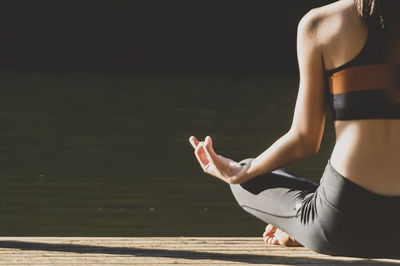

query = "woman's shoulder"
[
  {"left": 298, "top": 0, "right": 358, "bottom": 40},
  {"left": 297, "top": 0, "right": 366, "bottom": 69}
]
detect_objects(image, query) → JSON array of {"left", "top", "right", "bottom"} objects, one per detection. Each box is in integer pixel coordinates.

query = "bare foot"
[{"left": 263, "top": 224, "right": 302, "bottom": 247}]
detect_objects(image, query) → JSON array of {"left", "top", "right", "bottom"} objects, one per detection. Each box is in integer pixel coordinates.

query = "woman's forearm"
[{"left": 232, "top": 131, "right": 316, "bottom": 184}]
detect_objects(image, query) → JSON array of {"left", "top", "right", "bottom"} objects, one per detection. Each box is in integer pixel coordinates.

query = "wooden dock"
[{"left": 0, "top": 237, "right": 399, "bottom": 265}]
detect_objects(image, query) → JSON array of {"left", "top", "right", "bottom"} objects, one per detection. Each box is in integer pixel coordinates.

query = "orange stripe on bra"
[{"left": 328, "top": 64, "right": 400, "bottom": 95}]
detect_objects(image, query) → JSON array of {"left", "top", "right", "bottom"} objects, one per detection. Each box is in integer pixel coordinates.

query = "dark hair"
[{"left": 354, "top": 0, "right": 398, "bottom": 31}]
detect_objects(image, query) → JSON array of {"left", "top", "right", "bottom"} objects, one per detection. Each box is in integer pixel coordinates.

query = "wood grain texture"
[{"left": 0, "top": 237, "right": 398, "bottom": 265}]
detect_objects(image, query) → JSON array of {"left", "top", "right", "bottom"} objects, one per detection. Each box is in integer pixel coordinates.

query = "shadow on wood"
[{"left": 0, "top": 239, "right": 398, "bottom": 265}]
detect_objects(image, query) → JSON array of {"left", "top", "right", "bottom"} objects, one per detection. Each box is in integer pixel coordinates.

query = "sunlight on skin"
[
  {"left": 189, "top": 136, "right": 243, "bottom": 184},
  {"left": 263, "top": 224, "right": 302, "bottom": 247},
  {"left": 189, "top": 136, "right": 301, "bottom": 247}
]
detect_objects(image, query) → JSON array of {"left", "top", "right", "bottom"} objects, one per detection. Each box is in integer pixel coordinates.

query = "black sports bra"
[{"left": 325, "top": 31, "right": 400, "bottom": 121}]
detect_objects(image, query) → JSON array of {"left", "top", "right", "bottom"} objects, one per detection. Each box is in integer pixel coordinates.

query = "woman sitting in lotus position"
[{"left": 189, "top": 0, "right": 400, "bottom": 258}]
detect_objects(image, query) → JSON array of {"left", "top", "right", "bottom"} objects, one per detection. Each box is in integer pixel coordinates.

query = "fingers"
[
  {"left": 194, "top": 142, "right": 209, "bottom": 170},
  {"left": 203, "top": 136, "right": 224, "bottom": 170},
  {"left": 189, "top": 136, "right": 208, "bottom": 170},
  {"left": 205, "top": 136, "right": 216, "bottom": 155},
  {"left": 190, "top": 135, "right": 217, "bottom": 171},
  {"left": 189, "top": 136, "right": 199, "bottom": 149},
  {"left": 190, "top": 135, "right": 226, "bottom": 179}
]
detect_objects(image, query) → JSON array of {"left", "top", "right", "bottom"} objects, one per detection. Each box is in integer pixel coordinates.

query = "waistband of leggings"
[{"left": 320, "top": 160, "right": 400, "bottom": 210}]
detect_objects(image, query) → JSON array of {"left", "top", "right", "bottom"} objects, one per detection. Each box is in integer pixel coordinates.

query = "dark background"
[
  {"left": 2, "top": 0, "right": 334, "bottom": 74},
  {"left": 0, "top": 0, "right": 336, "bottom": 236}
]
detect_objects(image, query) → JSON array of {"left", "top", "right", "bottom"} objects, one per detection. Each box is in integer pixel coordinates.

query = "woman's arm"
[
  {"left": 232, "top": 10, "right": 327, "bottom": 184},
  {"left": 189, "top": 9, "right": 328, "bottom": 185}
]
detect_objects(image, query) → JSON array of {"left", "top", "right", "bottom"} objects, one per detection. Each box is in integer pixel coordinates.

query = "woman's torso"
[{"left": 320, "top": 0, "right": 400, "bottom": 195}]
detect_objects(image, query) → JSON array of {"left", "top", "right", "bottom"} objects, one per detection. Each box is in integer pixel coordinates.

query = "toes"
[
  {"left": 265, "top": 224, "right": 274, "bottom": 231},
  {"left": 263, "top": 224, "right": 277, "bottom": 238},
  {"left": 264, "top": 235, "right": 278, "bottom": 246},
  {"left": 265, "top": 224, "right": 275, "bottom": 233},
  {"left": 265, "top": 236, "right": 279, "bottom": 245},
  {"left": 264, "top": 235, "right": 273, "bottom": 245},
  {"left": 271, "top": 237, "right": 280, "bottom": 245},
  {"left": 263, "top": 226, "right": 301, "bottom": 247}
]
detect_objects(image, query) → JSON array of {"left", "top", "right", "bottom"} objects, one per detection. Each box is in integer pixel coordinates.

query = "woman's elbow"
[
  {"left": 306, "top": 141, "right": 321, "bottom": 155},
  {"left": 289, "top": 131, "right": 321, "bottom": 157}
]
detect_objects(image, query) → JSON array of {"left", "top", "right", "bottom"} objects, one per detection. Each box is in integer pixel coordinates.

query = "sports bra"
[{"left": 325, "top": 30, "right": 400, "bottom": 121}]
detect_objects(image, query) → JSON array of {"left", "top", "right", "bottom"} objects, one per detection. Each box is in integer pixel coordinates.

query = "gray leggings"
[{"left": 230, "top": 159, "right": 400, "bottom": 258}]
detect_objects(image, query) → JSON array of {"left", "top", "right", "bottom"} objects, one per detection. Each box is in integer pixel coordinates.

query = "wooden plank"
[{"left": 0, "top": 237, "right": 398, "bottom": 265}]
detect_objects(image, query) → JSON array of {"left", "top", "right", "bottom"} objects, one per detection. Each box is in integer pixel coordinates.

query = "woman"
[{"left": 189, "top": 0, "right": 400, "bottom": 259}]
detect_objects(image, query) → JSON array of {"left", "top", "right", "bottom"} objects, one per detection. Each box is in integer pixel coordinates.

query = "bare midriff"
[{"left": 330, "top": 119, "right": 400, "bottom": 195}]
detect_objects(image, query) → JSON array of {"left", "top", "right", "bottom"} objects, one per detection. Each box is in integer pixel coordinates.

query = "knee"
[{"left": 229, "top": 183, "right": 248, "bottom": 207}]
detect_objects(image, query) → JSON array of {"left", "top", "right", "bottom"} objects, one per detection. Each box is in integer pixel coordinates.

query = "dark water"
[{"left": 0, "top": 70, "right": 335, "bottom": 236}]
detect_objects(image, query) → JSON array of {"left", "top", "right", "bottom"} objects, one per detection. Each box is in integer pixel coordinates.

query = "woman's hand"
[{"left": 189, "top": 136, "right": 249, "bottom": 184}]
